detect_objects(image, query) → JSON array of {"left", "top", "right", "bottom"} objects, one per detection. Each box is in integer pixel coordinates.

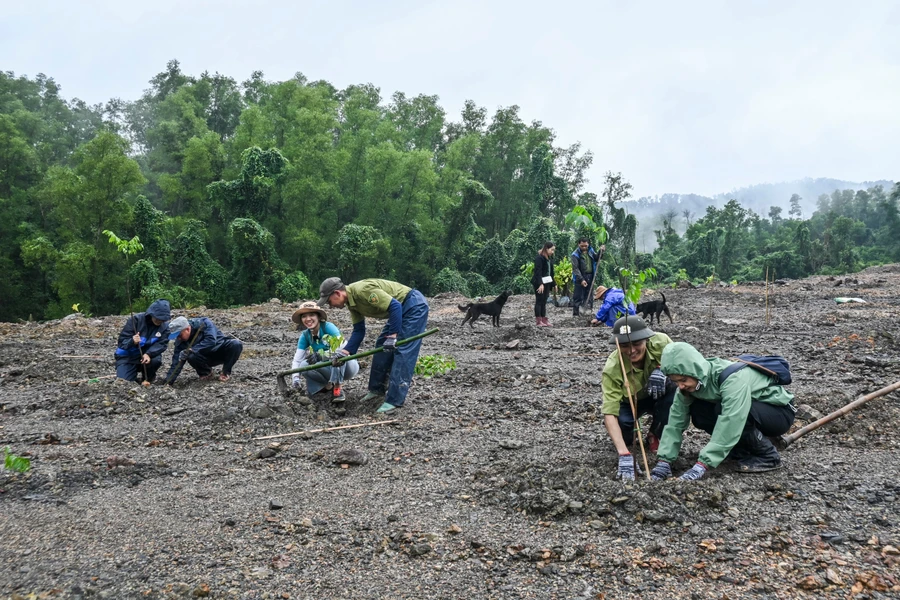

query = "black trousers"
[
  {"left": 572, "top": 276, "right": 593, "bottom": 309},
  {"left": 186, "top": 339, "right": 243, "bottom": 376},
  {"left": 617, "top": 383, "right": 677, "bottom": 442},
  {"left": 689, "top": 399, "right": 795, "bottom": 439},
  {"left": 534, "top": 288, "right": 551, "bottom": 317}
]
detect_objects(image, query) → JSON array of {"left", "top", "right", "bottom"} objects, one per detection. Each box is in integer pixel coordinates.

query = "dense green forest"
[{"left": 1, "top": 61, "right": 898, "bottom": 321}]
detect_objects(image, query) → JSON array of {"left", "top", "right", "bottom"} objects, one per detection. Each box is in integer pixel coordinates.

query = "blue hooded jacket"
[
  {"left": 115, "top": 299, "right": 171, "bottom": 360},
  {"left": 594, "top": 288, "right": 636, "bottom": 327},
  {"left": 164, "top": 317, "right": 228, "bottom": 383}
]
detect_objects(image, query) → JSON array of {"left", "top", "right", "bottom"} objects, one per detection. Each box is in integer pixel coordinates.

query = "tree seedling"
[
  {"left": 104, "top": 230, "right": 149, "bottom": 385},
  {"left": 3, "top": 447, "right": 31, "bottom": 474}
]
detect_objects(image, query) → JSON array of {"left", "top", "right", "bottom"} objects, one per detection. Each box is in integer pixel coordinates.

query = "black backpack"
[{"left": 718, "top": 354, "right": 792, "bottom": 386}]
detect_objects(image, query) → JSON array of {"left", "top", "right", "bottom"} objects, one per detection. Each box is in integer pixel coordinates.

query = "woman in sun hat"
[{"left": 290, "top": 301, "right": 358, "bottom": 402}]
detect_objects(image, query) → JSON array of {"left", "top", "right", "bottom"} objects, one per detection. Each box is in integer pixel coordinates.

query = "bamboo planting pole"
[
  {"left": 614, "top": 338, "right": 651, "bottom": 481},
  {"left": 253, "top": 419, "right": 399, "bottom": 441},
  {"left": 778, "top": 380, "right": 900, "bottom": 448}
]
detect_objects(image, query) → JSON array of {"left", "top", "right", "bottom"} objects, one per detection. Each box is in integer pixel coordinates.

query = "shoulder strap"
[{"left": 718, "top": 357, "right": 778, "bottom": 386}]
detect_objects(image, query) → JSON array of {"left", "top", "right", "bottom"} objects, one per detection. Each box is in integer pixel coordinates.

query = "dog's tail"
[
  {"left": 458, "top": 303, "right": 472, "bottom": 312},
  {"left": 661, "top": 292, "right": 666, "bottom": 304}
]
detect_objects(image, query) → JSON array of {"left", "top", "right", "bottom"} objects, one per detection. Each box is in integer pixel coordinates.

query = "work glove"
[
  {"left": 650, "top": 461, "right": 672, "bottom": 481},
  {"left": 291, "top": 378, "right": 302, "bottom": 390},
  {"left": 617, "top": 454, "right": 636, "bottom": 482},
  {"left": 648, "top": 368, "right": 667, "bottom": 400},
  {"left": 679, "top": 462, "right": 708, "bottom": 481},
  {"left": 180, "top": 348, "right": 194, "bottom": 361},
  {"left": 331, "top": 353, "right": 345, "bottom": 367},
  {"left": 382, "top": 337, "right": 397, "bottom": 354}
]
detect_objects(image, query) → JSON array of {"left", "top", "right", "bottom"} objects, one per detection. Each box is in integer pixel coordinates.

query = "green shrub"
[
  {"left": 463, "top": 272, "right": 493, "bottom": 297},
  {"left": 431, "top": 268, "right": 470, "bottom": 296},
  {"left": 275, "top": 270, "right": 313, "bottom": 302}
]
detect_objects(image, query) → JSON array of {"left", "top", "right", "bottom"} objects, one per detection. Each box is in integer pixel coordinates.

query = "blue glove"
[
  {"left": 650, "top": 461, "right": 672, "bottom": 481},
  {"left": 679, "top": 462, "right": 707, "bottom": 481},
  {"left": 382, "top": 337, "right": 397, "bottom": 354},
  {"left": 648, "top": 368, "right": 667, "bottom": 400},
  {"left": 617, "top": 454, "right": 636, "bottom": 481}
]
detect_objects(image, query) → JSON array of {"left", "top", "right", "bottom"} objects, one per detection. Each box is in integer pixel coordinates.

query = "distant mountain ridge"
[
  {"left": 632, "top": 177, "right": 895, "bottom": 218},
  {"left": 628, "top": 177, "right": 895, "bottom": 252}
]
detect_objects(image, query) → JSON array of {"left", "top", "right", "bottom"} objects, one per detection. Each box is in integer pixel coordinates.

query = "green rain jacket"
[{"left": 657, "top": 342, "right": 794, "bottom": 468}]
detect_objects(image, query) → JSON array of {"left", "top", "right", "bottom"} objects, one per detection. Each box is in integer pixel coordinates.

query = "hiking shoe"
[
  {"left": 218, "top": 374, "right": 230, "bottom": 382},
  {"left": 362, "top": 391, "right": 385, "bottom": 403},
  {"left": 646, "top": 432, "right": 660, "bottom": 454},
  {"left": 376, "top": 402, "right": 399, "bottom": 414},
  {"left": 198, "top": 374, "right": 214, "bottom": 381},
  {"left": 332, "top": 386, "right": 345, "bottom": 403}
]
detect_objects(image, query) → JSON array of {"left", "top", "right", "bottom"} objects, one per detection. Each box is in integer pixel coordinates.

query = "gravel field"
[{"left": 2, "top": 266, "right": 899, "bottom": 600}]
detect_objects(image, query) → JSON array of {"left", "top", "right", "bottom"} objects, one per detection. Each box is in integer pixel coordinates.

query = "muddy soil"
[{"left": 2, "top": 267, "right": 899, "bottom": 599}]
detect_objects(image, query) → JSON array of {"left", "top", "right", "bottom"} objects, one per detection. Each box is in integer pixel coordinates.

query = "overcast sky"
[{"left": 4, "top": 0, "right": 898, "bottom": 198}]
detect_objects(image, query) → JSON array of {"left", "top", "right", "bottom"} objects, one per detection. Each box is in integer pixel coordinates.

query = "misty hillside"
[{"left": 629, "top": 177, "right": 895, "bottom": 251}]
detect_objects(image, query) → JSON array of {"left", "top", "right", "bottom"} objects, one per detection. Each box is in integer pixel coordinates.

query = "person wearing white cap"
[{"left": 163, "top": 316, "right": 243, "bottom": 383}]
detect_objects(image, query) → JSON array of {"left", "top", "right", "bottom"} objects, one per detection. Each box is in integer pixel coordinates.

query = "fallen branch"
[
  {"left": 66, "top": 374, "right": 116, "bottom": 385},
  {"left": 59, "top": 355, "right": 106, "bottom": 359},
  {"left": 778, "top": 379, "right": 900, "bottom": 448},
  {"left": 253, "top": 419, "right": 399, "bottom": 441}
]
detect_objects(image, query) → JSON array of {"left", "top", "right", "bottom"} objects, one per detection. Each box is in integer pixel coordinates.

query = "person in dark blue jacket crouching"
[
  {"left": 164, "top": 316, "right": 243, "bottom": 383},
  {"left": 114, "top": 299, "right": 171, "bottom": 384}
]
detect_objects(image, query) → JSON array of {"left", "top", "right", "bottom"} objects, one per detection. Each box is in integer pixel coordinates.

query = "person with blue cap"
[
  {"left": 163, "top": 315, "right": 243, "bottom": 383},
  {"left": 114, "top": 299, "right": 171, "bottom": 384}
]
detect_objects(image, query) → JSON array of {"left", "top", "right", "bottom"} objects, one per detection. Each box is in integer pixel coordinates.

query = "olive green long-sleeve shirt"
[{"left": 600, "top": 333, "right": 673, "bottom": 415}]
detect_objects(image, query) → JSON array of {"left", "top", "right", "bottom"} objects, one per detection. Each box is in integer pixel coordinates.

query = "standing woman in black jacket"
[{"left": 532, "top": 241, "right": 556, "bottom": 327}]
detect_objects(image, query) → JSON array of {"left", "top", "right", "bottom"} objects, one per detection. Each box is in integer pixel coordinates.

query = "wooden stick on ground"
[
  {"left": 59, "top": 355, "right": 106, "bottom": 359},
  {"left": 614, "top": 338, "right": 651, "bottom": 481},
  {"left": 778, "top": 379, "right": 900, "bottom": 448},
  {"left": 67, "top": 374, "right": 117, "bottom": 385},
  {"left": 253, "top": 419, "right": 399, "bottom": 441}
]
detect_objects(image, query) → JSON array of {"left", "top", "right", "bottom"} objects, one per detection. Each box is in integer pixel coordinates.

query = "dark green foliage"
[
  {"left": 275, "top": 271, "right": 313, "bottom": 302},
  {"left": 431, "top": 268, "right": 470, "bottom": 296},
  {"left": 0, "top": 66, "right": 896, "bottom": 320},
  {"left": 462, "top": 272, "right": 493, "bottom": 297},
  {"left": 229, "top": 218, "right": 286, "bottom": 304}
]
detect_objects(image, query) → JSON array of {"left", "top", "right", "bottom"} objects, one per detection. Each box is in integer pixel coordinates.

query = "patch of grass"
[
  {"left": 415, "top": 354, "right": 457, "bottom": 378},
  {"left": 3, "top": 447, "right": 31, "bottom": 473}
]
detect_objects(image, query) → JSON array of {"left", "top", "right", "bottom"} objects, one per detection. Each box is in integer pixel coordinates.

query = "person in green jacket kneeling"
[{"left": 650, "top": 342, "right": 796, "bottom": 481}]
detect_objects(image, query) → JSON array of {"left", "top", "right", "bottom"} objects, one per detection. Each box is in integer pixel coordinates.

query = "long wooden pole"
[
  {"left": 614, "top": 338, "right": 651, "bottom": 481},
  {"left": 778, "top": 380, "right": 900, "bottom": 448},
  {"left": 765, "top": 267, "right": 770, "bottom": 327},
  {"left": 253, "top": 419, "right": 399, "bottom": 441}
]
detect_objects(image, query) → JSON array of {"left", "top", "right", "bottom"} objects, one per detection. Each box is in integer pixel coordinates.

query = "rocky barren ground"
[{"left": 2, "top": 266, "right": 900, "bottom": 600}]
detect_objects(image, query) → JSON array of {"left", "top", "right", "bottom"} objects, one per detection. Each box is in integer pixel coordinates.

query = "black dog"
[
  {"left": 458, "top": 290, "right": 512, "bottom": 328},
  {"left": 636, "top": 292, "right": 673, "bottom": 325}
]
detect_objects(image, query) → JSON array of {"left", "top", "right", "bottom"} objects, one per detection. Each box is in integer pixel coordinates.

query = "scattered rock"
[
  {"left": 333, "top": 449, "right": 368, "bottom": 466},
  {"left": 409, "top": 543, "right": 432, "bottom": 557},
  {"left": 498, "top": 439, "right": 523, "bottom": 450},
  {"left": 256, "top": 448, "right": 278, "bottom": 459},
  {"left": 269, "top": 499, "right": 284, "bottom": 510},
  {"left": 249, "top": 405, "right": 275, "bottom": 419},
  {"left": 796, "top": 404, "right": 824, "bottom": 421},
  {"left": 505, "top": 339, "right": 520, "bottom": 349}
]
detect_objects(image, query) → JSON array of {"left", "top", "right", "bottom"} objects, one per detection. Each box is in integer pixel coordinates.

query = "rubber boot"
[
  {"left": 736, "top": 425, "right": 782, "bottom": 473},
  {"left": 542, "top": 317, "right": 553, "bottom": 327},
  {"left": 572, "top": 305, "right": 580, "bottom": 317},
  {"left": 536, "top": 317, "right": 545, "bottom": 327}
]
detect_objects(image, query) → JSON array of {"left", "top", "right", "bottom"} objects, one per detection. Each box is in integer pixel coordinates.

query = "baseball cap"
[
  {"left": 168, "top": 316, "right": 190, "bottom": 340},
  {"left": 317, "top": 277, "right": 344, "bottom": 308}
]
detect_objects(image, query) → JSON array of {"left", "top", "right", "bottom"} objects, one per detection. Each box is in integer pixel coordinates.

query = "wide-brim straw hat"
[
  {"left": 292, "top": 301, "right": 327, "bottom": 324},
  {"left": 593, "top": 285, "right": 609, "bottom": 300}
]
